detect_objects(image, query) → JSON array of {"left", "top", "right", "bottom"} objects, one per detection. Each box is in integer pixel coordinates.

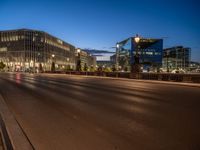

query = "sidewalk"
[
  {"left": 0, "top": 132, "right": 3, "bottom": 150},
  {"left": 0, "top": 94, "right": 34, "bottom": 150}
]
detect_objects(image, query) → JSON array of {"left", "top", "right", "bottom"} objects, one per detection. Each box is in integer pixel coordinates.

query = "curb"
[
  {"left": 0, "top": 94, "right": 34, "bottom": 150},
  {"left": 9, "top": 72, "right": 200, "bottom": 88},
  {"left": 43, "top": 73, "right": 200, "bottom": 88},
  {"left": 0, "top": 114, "right": 12, "bottom": 150},
  {"left": 0, "top": 131, "right": 4, "bottom": 150}
]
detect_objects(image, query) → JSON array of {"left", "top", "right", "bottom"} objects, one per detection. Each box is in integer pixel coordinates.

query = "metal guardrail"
[{"left": 45, "top": 71, "right": 200, "bottom": 83}]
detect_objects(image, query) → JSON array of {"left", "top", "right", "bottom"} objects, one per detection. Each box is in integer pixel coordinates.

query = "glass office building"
[
  {"left": 116, "top": 37, "right": 163, "bottom": 72},
  {"left": 0, "top": 29, "right": 76, "bottom": 72},
  {"left": 163, "top": 46, "right": 191, "bottom": 72}
]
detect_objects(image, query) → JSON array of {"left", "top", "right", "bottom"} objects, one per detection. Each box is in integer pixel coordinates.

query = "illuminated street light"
[
  {"left": 76, "top": 49, "right": 81, "bottom": 72},
  {"left": 51, "top": 54, "right": 55, "bottom": 72},
  {"left": 134, "top": 35, "right": 140, "bottom": 43},
  {"left": 77, "top": 49, "right": 81, "bottom": 53},
  {"left": 116, "top": 43, "right": 119, "bottom": 48},
  {"left": 131, "top": 34, "right": 141, "bottom": 75},
  {"left": 116, "top": 43, "right": 120, "bottom": 71}
]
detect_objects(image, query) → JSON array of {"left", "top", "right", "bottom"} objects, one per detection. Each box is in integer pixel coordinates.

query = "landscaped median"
[{"left": 0, "top": 94, "right": 34, "bottom": 150}]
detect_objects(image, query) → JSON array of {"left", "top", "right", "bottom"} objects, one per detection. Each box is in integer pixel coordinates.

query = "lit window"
[
  {"left": 0, "top": 47, "right": 7, "bottom": 52},
  {"left": 12, "top": 36, "right": 15, "bottom": 41},
  {"left": 146, "top": 52, "right": 153, "bottom": 55},
  {"left": 57, "top": 39, "right": 63, "bottom": 45},
  {"left": 155, "top": 52, "right": 161, "bottom": 55}
]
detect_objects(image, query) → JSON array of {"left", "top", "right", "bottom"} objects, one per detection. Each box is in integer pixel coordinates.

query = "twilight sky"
[{"left": 0, "top": 0, "right": 200, "bottom": 61}]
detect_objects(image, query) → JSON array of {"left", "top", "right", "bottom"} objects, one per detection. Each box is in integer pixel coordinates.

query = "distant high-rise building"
[
  {"left": 116, "top": 36, "right": 163, "bottom": 72},
  {"left": 0, "top": 29, "right": 76, "bottom": 72},
  {"left": 163, "top": 46, "right": 191, "bottom": 72}
]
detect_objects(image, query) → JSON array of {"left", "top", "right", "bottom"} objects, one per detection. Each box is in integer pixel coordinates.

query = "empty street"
[{"left": 0, "top": 73, "right": 200, "bottom": 150}]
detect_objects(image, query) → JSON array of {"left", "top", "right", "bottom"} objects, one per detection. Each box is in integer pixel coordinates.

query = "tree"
[
  {"left": 0, "top": 61, "right": 6, "bottom": 70},
  {"left": 51, "top": 62, "right": 55, "bottom": 72},
  {"left": 84, "top": 63, "right": 88, "bottom": 72},
  {"left": 111, "top": 65, "right": 116, "bottom": 72},
  {"left": 104, "top": 67, "right": 111, "bottom": 72},
  {"left": 90, "top": 66, "right": 95, "bottom": 72},
  {"left": 66, "top": 65, "right": 71, "bottom": 71},
  {"left": 39, "top": 63, "right": 43, "bottom": 73},
  {"left": 76, "top": 60, "right": 81, "bottom": 71},
  {"left": 124, "top": 66, "right": 128, "bottom": 72},
  {"left": 97, "top": 66, "right": 103, "bottom": 72}
]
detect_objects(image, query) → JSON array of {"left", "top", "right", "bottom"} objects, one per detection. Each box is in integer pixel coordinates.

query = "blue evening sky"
[{"left": 0, "top": 0, "right": 200, "bottom": 61}]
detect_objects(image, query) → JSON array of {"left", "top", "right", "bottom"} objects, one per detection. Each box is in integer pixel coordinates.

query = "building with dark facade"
[
  {"left": 0, "top": 29, "right": 76, "bottom": 72},
  {"left": 163, "top": 46, "right": 191, "bottom": 72},
  {"left": 116, "top": 36, "right": 163, "bottom": 72}
]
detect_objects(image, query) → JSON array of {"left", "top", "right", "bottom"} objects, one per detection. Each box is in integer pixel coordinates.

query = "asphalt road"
[{"left": 0, "top": 73, "right": 200, "bottom": 150}]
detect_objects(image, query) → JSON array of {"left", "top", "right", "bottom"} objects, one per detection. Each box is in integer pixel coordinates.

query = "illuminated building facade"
[
  {"left": 0, "top": 29, "right": 76, "bottom": 72},
  {"left": 163, "top": 46, "right": 191, "bottom": 72},
  {"left": 116, "top": 37, "right": 163, "bottom": 72}
]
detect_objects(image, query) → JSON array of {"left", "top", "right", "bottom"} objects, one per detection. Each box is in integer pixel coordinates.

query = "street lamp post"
[
  {"left": 38, "top": 52, "right": 42, "bottom": 73},
  {"left": 76, "top": 49, "right": 81, "bottom": 72},
  {"left": 116, "top": 43, "right": 119, "bottom": 71},
  {"left": 166, "top": 51, "right": 169, "bottom": 73},
  {"left": 51, "top": 54, "right": 55, "bottom": 72},
  {"left": 131, "top": 34, "right": 140, "bottom": 74}
]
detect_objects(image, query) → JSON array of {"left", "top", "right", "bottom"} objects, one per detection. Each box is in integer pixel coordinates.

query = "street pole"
[
  {"left": 76, "top": 49, "right": 81, "bottom": 72},
  {"left": 116, "top": 43, "right": 119, "bottom": 71},
  {"left": 167, "top": 51, "right": 169, "bottom": 73},
  {"left": 131, "top": 34, "right": 140, "bottom": 78},
  {"left": 51, "top": 54, "right": 55, "bottom": 72}
]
